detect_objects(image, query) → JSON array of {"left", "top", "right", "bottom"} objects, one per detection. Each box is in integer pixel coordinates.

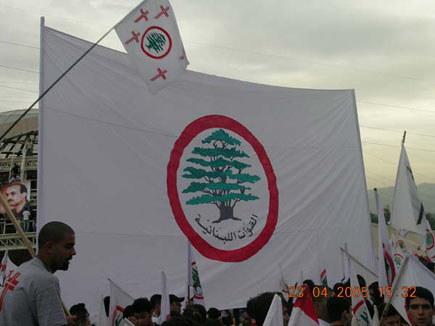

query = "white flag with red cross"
[
  {"left": 115, "top": 0, "right": 188, "bottom": 94},
  {"left": 0, "top": 251, "right": 17, "bottom": 288}
]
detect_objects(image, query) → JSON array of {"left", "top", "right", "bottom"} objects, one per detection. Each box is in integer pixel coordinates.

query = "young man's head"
[
  {"left": 132, "top": 298, "right": 153, "bottom": 326},
  {"left": 312, "top": 286, "right": 332, "bottom": 322},
  {"left": 151, "top": 294, "right": 162, "bottom": 315},
  {"left": 37, "top": 221, "right": 76, "bottom": 272},
  {"left": 327, "top": 297, "right": 352, "bottom": 326},
  {"left": 170, "top": 295, "right": 184, "bottom": 316},
  {"left": 69, "top": 303, "right": 90, "bottom": 326},
  {"left": 246, "top": 292, "right": 288, "bottom": 326},
  {"left": 379, "top": 303, "right": 401, "bottom": 326},
  {"left": 405, "top": 287, "right": 434, "bottom": 326},
  {"left": 4, "top": 183, "right": 27, "bottom": 210}
]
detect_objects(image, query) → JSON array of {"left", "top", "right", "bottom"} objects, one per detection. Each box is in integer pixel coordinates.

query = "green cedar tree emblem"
[
  {"left": 145, "top": 32, "right": 167, "bottom": 53},
  {"left": 182, "top": 129, "right": 260, "bottom": 223}
]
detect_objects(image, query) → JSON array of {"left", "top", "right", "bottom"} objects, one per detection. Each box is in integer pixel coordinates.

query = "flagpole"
[
  {"left": 0, "top": 21, "right": 116, "bottom": 142},
  {"left": 402, "top": 131, "right": 407, "bottom": 145},
  {"left": 340, "top": 247, "right": 378, "bottom": 278},
  {"left": 379, "top": 255, "right": 409, "bottom": 326}
]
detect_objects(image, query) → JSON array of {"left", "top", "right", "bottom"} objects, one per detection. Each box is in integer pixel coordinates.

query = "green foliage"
[
  {"left": 186, "top": 193, "right": 259, "bottom": 205},
  {"left": 182, "top": 128, "right": 260, "bottom": 216},
  {"left": 183, "top": 182, "right": 251, "bottom": 193},
  {"left": 202, "top": 129, "right": 241, "bottom": 146}
]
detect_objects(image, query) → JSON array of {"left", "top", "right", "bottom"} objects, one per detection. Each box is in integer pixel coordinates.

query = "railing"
[
  {"left": 0, "top": 156, "right": 38, "bottom": 172},
  {"left": 0, "top": 232, "right": 37, "bottom": 250},
  {"left": 0, "top": 220, "right": 36, "bottom": 234}
]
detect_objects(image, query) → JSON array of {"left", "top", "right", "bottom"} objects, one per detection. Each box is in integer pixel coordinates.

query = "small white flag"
[
  {"left": 160, "top": 271, "right": 171, "bottom": 323},
  {"left": 350, "top": 262, "right": 374, "bottom": 326},
  {"left": 391, "top": 144, "right": 425, "bottom": 235},
  {"left": 390, "top": 255, "right": 435, "bottom": 325},
  {"left": 375, "top": 189, "right": 396, "bottom": 288},
  {"left": 188, "top": 242, "right": 205, "bottom": 306},
  {"left": 263, "top": 294, "right": 284, "bottom": 326},
  {"left": 115, "top": 0, "right": 188, "bottom": 93},
  {"left": 108, "top": 279, "right": 134, "bottom": 326},
  {"left": 97, "top": 295, "right": 109, "bottom": 326},
  {"left": 422, "top": 217, "right": 435, "bottom": 261}
]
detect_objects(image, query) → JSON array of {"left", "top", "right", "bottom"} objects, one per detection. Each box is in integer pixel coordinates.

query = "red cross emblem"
[
  {"left": 150, "top": 68, "right": 168, "bottom": 81},
  {"left": 0, "top": 271, "right": 21, "bottom": 312},
  {"left": 134, "top": 8, "right": 149, "bottom": 23},
  {"left": 154, "top": 6, "right": 170, "bottom": 19},
  {"left": 125, "top": 31, "right": 141, "bottom": 45}
]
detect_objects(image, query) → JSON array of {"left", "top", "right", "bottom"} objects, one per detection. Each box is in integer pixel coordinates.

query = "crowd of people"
[{"left": 0, "top": 222, "right": 434, "bottom": 326}]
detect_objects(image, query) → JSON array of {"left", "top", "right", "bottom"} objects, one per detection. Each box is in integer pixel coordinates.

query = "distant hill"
[{"left": 367, "top": 183, "right": 435, "bottom": 213}]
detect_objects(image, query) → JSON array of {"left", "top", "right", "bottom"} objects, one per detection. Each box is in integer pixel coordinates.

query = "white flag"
[
  {"left": 97, "top": 295, "right": 109, "bottom": 326},
  {"left": 187, "top": 242, "right": 205, "bottom": 306},
  {"left": 389, "top": 255, "right": 435, "bottom": 324},
  {"left": 0, "top": 251, "right": 17, "bottom": 287},
  {"left": 263, "top": 294, "right": 284, "bottom": 326},
  {"left": 350, "top": 263, "right": 373, "bottom": 326},
  {"left": 160, "top": 271, "right": 170, "bottom": 323},
  {"left": 391, "top": 145, "right": 425, "bottom": 235},
  {"left": 422, "top": 217, "right": 435, "bottom": 261},
  {"left": 38, "top": 26, "right": 375, "bottom": 314},
  {"left": 115, "top": 0, "right": 188, "bottom": 93},
  {"left": 108, "top": 279, "right": 134, "bottom": 326},
  {"left": 0, "top": 251, "right": 8, "bottom": 284},
  {"left": 288, "top": 285, "right": 319, "bottom": 326},
  {"left": 375, "top": 189, "right": 396, "bottom": 288},
  {"left": 392, "top": 242, "right": 407, "bottom": 271}
]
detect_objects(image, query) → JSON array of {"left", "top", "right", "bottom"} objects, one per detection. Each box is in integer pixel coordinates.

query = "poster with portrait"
[{"left": 0, "top": 181, "right": 31, "bottom": 221}]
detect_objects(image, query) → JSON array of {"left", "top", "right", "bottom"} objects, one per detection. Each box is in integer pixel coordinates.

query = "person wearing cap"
[
  {"left": 150, "top": 294, "right": 162, "bottom": 325},
  {"left": 170, "top": 294, "right": 184, "bottom": 316}
]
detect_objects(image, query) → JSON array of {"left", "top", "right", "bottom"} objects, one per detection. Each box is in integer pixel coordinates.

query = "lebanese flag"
[
  {"left": 115, "top": 0, "right": 188, "bottom": 93},
  {"left": 288, "top": 285, "right": 319, "bottom": 326},
  {"left": 375, "top": 189, "right": 396, "bottom": 287},
  {"left": 107, "top": 279, "right": 134, "bottom": 326}
]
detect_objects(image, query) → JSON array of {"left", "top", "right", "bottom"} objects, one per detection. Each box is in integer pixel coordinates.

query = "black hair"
[
  {"left": 357, "top": 275, "right": 366, "bottom": 288},
  {"left": 123, "top": 305, "right": 134, "bottom": 319},
  {"left": 132, "top": 297, "right": 153, "bottom": 313},
  {"left": 162, "top": 316, "right": 198, "bottom": 326},
  {"left": 327, "top": 297, "right": 351, "bottom": 322},
  {"left": 379, "top": 303, "right": 400, "bottom": 317},
  {"left": 69, "top": 303, "right": 89, "bottom": 325},
  {"left": 303, "top": 279, "right": 315, "bottom": 292},
  {"left": 38, "top": 221, "right": 74, "bottom": 249},
  {"left": 246, "top": 292, "right": 284, "bottom": 326},
  {"left": 405, "top": 286, "right": 434, "bottom": 309},
  {"left": 151, "top": 294, "right": 162, "bottom": 308},
  {"left": 207, "top": 307, "right": 221, "bottom": 320}
]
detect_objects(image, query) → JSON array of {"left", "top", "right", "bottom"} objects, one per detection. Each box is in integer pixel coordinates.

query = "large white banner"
[{"left": 38, "top": 27, "right": 374, "bottom": 316}]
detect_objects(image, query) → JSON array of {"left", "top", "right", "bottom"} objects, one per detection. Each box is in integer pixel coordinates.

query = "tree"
[{"left": 182, "top": 129, "right": 260, "bottom": 223}]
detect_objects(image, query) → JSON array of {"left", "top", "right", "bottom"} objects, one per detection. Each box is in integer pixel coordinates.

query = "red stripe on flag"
[
  {"left": 293, "top": 285, "right": 319, "bottom": 323},
  {"left": 352, "top": 300, "right": 364, "bottom": 314}
]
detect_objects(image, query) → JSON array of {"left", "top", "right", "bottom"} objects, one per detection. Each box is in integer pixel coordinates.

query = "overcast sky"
[{"left": 1, "top": 0, "right": 434, "bottom": 190}]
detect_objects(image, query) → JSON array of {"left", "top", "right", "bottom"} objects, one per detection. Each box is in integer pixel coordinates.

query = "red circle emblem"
[
  {"left": 141, "top": 26, "right": 172, "bottom": 59},
  {"left": 167, "top": 115, "right": 278, "bottom": 262}
]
